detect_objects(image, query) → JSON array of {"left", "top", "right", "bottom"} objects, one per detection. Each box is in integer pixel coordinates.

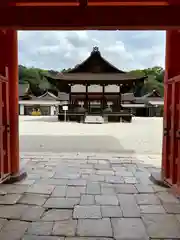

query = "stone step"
[{"left": 84, "top": 115, "right": 104, "bottom": 124}]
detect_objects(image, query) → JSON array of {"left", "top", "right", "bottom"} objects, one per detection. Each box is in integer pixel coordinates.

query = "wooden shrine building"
[
  {"left": 18, "top": 90, "right": 60, "bottom": 116},
  {"left": 46, "top": 47, "right": 147, "bottom": 122}
]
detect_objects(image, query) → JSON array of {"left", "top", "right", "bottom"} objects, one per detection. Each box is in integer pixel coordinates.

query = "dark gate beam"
[
  {"left": 1, "top": 5, "right": 180, "bottom": 30},
  {"left": 79, "top": 0, "right": 88, "bottom": 7}
]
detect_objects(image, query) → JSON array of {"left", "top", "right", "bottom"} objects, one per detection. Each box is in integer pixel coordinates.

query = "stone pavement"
[{"left": 0, "top": 152, "right": 180, "bottom": 239}]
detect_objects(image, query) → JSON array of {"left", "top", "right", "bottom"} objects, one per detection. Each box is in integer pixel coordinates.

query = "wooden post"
[
  {"left": 69, "top": 84, "right": 72, "bottom": 110},
  {"left": 85, "top": 84, "right": 88, "bottom": 111},
  {"left": 102, "top": 84, "right": 105, "bottom": 110},
  {"left": 119, "top": 84, "right": 121, "bottom": 110},
  {"left": 6, "top": 30, "right": 26, "bottom": 181},
  {"left": 7, "top": 30, "right": 19, "bottom": 174}
]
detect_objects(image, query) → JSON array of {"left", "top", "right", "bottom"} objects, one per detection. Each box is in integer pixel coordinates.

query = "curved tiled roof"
[
  {"left": 38, "top": 91, "right": 60, "bottom": 101},
  {"left": 67, "top": 46, "right": 125, "bottom": 73}
]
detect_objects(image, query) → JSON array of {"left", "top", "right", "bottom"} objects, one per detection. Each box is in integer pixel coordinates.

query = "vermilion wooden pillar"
[
  {"left": 6, "top": 30, "right": 19, "bottom": 174},
  {"left": 6, "top": 30, "right": 26, "bottom": 181}
]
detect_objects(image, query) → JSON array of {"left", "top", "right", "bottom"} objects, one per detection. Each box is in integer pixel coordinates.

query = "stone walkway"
[{"left": 0, "top": 152, "right": 180, "bottom": 239}]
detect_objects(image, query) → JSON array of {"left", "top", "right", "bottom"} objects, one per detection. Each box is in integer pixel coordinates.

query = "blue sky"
[{"left": 18, "top": 30, "right": 165, "bottom": 71}]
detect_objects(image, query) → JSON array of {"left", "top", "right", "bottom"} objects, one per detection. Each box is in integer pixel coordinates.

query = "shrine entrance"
[{"left": 1, "top": 0, "right": 180, "bottom": 194}]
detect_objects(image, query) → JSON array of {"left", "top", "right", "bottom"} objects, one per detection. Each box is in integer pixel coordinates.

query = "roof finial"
[{"left": 93, "top": 46, "right": 99, "bottom": 52}]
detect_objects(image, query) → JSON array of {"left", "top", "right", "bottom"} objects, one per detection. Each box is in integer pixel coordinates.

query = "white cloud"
[{"left": 18, "top": 30, "right": 165, "bottom": 71}]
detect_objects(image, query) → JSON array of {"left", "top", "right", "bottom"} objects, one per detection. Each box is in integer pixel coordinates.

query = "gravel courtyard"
[{"left": 19, "top": 116, "right": 163, "bottom": 155}]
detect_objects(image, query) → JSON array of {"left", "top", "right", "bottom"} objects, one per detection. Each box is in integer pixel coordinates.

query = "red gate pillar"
[
  {"left": 151, "top": 30, "right": 180, "bottom": 193},
  {"left": 164, "top": 30, "right": 180, "bottom": 79},
  {"left": 6, "top": 30, "right": 26, "bottom": 182}
]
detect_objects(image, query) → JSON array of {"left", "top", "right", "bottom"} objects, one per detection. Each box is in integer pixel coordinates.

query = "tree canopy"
[{"left": 19, "top": 65, "right": 164, "bottom": 97}]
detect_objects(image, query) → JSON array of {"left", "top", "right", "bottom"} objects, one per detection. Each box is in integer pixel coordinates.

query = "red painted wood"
[
  {"left": 170, "top": 81, "right": 176, "bottom": 183},
  {"left": 0, "top": 5, "right": 180, "bottom": 29},
  {"left": 6, "top": 30, "right": 19, "bottom": 174},
  {"left": 9, "top": 0, "right": 168, "bottom": 6},
  {"left": 0, "top": 30, "right": 11, "bottom": 180},
  {"left": 0, "top": 81, "right": 3, "bottom": 176},
  {"left": 163, "top": 31, "right": 180, "bottom": 190},
  {"left": 2, "top": 70, "right": 11, "bottom": 174}
]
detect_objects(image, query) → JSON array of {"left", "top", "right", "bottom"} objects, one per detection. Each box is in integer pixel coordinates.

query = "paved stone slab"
[
  {"left": 95, "top": 195, "right": 118, "bottom": 206},
  {"left": 65, "top": 238, "right": 112, "bottom": 240},
  {"left": 44, "top": 198, "right": 80, "bottom": 209},
  {"left": 23, "top": 236, "right": 64, "bottom": 240},
  {"left": 140, "top": 205, "right": 166, "bottom": 214},
  {"left": 101, "top": 186, "right": 115, "bottom": 195},
  {"left": 66, "top": 187, "right": 86, "bottom": 198},
  {"left": 0, "top": 220, "right": 29, "bottom": 240},
  {"left": 77, "top": 219, "right": 113, "bottom": 237},
  {"left": 52, "top": 186, "right": 67, "bottom": 197},
  {"left": 115, "top": 184, "right": 138, "bottom": 194},
  {"left": 27, "top": 222, "right": 54, "bottom": 236},
  {"left": 87, "top": 175, "right": 105, "bottom": 182},
  {"left": 0, "top": 194, "right": 22, "bottom": 205},
  {"left": 0, "top": 205, "right": 28, "bottom": 219},
  {"left": 112, "top": 218, "right": 148, "bottom": 240},
  {"left": 73, "top": 205, "right": 101, "bottom": 219},
  {"left": 21, "top": 206, "right": 45, "bottom": 221},
  {"left": 96, "top": 170, "right": 114, "bottom": 176},
  {"left": 38, "top": 179, "right": 69, "bottom": 186},
  {"left": 0, "top": 185, "right": 28, "bottom": 194},
  {"left": 52, "top": 219, "right": 77, "bottom": 236},
  {"left": 114, "top": 169, "right": 134, "bottom": 177},
  {"left": 163, "top": 203, "right": 180, "bottom": 213},
  {"left": 142, "top": 214, "right": 180, "bottom": 238},
  {"left": 26, "top": 184, "right": 55, "bottom": 195},
  {"left": 118, "top": 194, "right": 140, "bottom": 217},
  {"left": 41, "top": 209, "right": 72, "bottom": 221},
  {"left": 135, "top": 184, "right": 154, "bottom": 193},
  {"left": 94, "top": 164, "right": 111, "bottom": 170},
  {"left": 152, "top": 185, "right": 169, "bottom": 193},
  {"left": 80, "top": 195, "right": 95, "bottom": 205},
  {"left": 135, "top": 194, "right": 161, "bottom": 205},
  {"left": 19, "top": 194, "right": 48, "bottom": 206},
  {"left": 101, "top": 206, "right": 122, "bottom": 217},
  {"left": 105, "top": 176, "right": 124, "bottom": 184},
  {"left": 0, "top": 218, "right": 8, "bottom": 230},
  {"left": 157, "top": 192, "right": 180, "bottom": 204},
  {"left": 15, "top": 179, "right": 36, "bottom": 186},
  {"left": 54, "top": 173, "right": 81, "bottom": 180},
  {"left": 68, "top": 180, "right": 87, "bottom": 186},
  {"left": 86, "top": 183, "right": 101, "bottom": 195},
  {"left": 124, "top": 176, "right": 138, "bottom": 184},
  {"left": 176, "top": 214, "right": 180, "bottom": 223}
]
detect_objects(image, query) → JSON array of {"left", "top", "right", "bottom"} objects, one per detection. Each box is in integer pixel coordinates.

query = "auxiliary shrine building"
[{"left": 19, "top": 47, "right": 163, "bottom": 121}]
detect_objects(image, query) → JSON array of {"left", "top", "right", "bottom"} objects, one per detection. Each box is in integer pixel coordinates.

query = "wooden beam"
[
  {"left": 0, "top": 5, "right": 180, "bottom": 30},
  {"left": 88, "top": 0, "right": 168, "bottom": 6},
  {"left": 7, "top": 0, "right": 169, "bottom": 6},
  {"left": 10, "top": 1, "right": 79, "bottom": 6}
]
